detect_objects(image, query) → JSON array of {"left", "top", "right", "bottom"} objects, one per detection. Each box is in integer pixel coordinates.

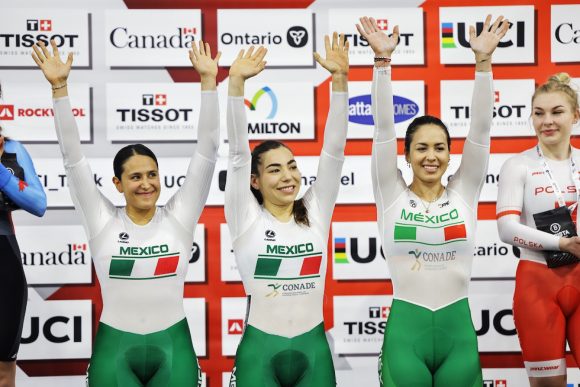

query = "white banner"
[
  {"left": 328, "top": 8, "right": 424, "bottom": 65},
  {"left": 343, "top": 81, "right": 424, "bottom": 139},
  {"left": 0, "top": 9, "right": 91, "bottom": 68},
  {"left": 440, "top": 6, "right": 534, "bottom": 64},
  {"left": 0, "top": 83, "right": 91, "bottom": 142},
  {"left": 473, "top": 220, "right": 518, "bottom": 279},
  {"left": 106, "top": 83, "right": 201, "bottom": 142},
  {"left": 19, "top": 298, "right": 92, "bottom": 360},
  {"left": 217, "top": 9, "right": 314, "bottom": 67},
  {"left": 551, "top": 5, "right": 580, "bottom": 63},
  {"left": 470, "top": 282, "right": 519, "bottom": 352},
  {"left": 332, "top": 295, "right": 392, "bottom": 355},
  {"left": 185, "top": 224, "right": 206, "bottom": 283},
  {"left": 441, "top": 79, "right": 535, "bottom": 138},
  {"left": 221, "top": 297, "right": 246, "bottom": 356},
  {"left": 19, "top": 225, "right": 91, "bottom": 285},
  {"left": 218, "top": 81, "right": 315, "bottom": 140},
  {"left": 183, "top": 297, "right": 206, "bottom": 357},
  {"left": 105, "top": 10, "right": 201, "bottom": 68},
  {"left": 332, "top": 222, "right": 389, "bottom": 280},
  {"left": 220, "top": 223, "right": 241, "bottom": 282}
]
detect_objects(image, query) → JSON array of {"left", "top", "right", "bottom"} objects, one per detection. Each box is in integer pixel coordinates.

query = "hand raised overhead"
[
  {"left": 229, "top": 46, "right": 267, "bottom": 80},
  {"left": 313, "top": 32, "right": 349, "bottom": 75},
  {"left": 469, "top": 14, "right": 510, "bottom": 60},
  {"left": 189, "top": 40, "right": 221, "bottom": 78},
  {"left": 356, "top": 16, "right": 399, "bottom": 57},
  {"left": 31, "top": 39, "right": 73, "bottom": 86}
]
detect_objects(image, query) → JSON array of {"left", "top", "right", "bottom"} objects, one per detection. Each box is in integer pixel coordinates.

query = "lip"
[
  {"left": 422, "top": 165, "right": 439, "bottom": 172},
  {"left": 277, "top": 186, "right": 295, "bottom": 193},
  {"left": 541, "top": 129, "right": 558, "bottom": 136},
  {"left": 137, "top": 191, "right": 156, "bottom": 197}
]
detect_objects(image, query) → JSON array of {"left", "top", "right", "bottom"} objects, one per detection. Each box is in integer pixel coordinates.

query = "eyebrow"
[
  {"left": 415, "top": 142, "right": 446, "bottom": 146},
  {"left": 265, "top": 159, "right": 296, "bottom": 169},
  {"left": 534, "top": 105, "right": 565, "bottom": 110}
]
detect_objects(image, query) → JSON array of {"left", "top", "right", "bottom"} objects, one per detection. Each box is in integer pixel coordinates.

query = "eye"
[
  {"left": 268, "top": 168, "right": 280, "bottom": 173},
  {"left": 290, "top": 164, "right": 298, "bottom": 170},
  {"left": 436, "top": 146, "right": 445, "bottom": 151},
  {"left": 131, "top": 175, "right": 140, "bottom": 180},
  {"left": 533, "top": 111, "right": 543, "bottom": 116},
  {"left": 553, "top": 110, "right": 563, "bottom": 115},
  {"left": 417, "top": 147, "right": 426, "bottom": 152},
  {"left": 148, "top": 171, "right": 158, "bottom": 178}
]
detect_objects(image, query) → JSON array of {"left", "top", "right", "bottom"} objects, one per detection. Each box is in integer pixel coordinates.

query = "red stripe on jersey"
[
  {"left": 444, "top": 224, "right": 466, "bottom": 241},
  {"left": 154, "top": 255, "right": 179, "bottom": 275},
  {"left": 300, "top": 256, "right": 322, "bottom": 276},
  {"left": 496, "top": 210, "right": 522, "bottom": 219}
]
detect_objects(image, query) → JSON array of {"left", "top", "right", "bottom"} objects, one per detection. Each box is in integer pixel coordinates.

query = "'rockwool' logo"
[
  {"left": 245, "top": 87, "right": 277, "bottom": 119},
  {"left": 27, "top": 19, "right": 52, "bottom": 32},
  {"left": 0, "top": 105, "right": 15, "bottom": 120},
  {"left": 228, "top": 319, "right": 243, "bottom": 334}
]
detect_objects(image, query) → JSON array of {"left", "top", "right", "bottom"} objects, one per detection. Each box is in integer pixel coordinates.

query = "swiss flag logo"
[
  {"left": 376, "top": 19, "right": 388, "bottom": 31},
  {"left": 0, "top": 105, "right": 15, "bottom": 120},
  {"left": 40, "top": 19, "right": 52, "bottom": 31},
  {"left": 228, "top": 319, "right": 243, "bottom": 335},
  {"left": 155, "top": 94, "right": 167, "bottom": 106}
]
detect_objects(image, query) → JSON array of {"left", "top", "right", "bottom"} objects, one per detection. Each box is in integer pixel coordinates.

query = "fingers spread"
[{"left": 50, "top": 39, "right": 59, "bottom": 57}]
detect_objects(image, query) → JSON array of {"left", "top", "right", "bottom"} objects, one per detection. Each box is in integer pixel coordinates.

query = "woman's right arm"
[
  {"left": 33, "top": 40, "right": 114, "bottom": 238},
  {"left": 224, "top": 47, "right": 267, "bottom": 238},
  {"left": 496, "top": 156, "right": 580, "bottom": 255},
  {"left": 357, "top": 17, "right": 405, "bottom": 212}
]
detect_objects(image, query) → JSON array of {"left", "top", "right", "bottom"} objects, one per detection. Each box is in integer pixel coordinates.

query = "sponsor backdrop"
[{"left": 1, "top": 0, "right": 579, "bottom": 385}]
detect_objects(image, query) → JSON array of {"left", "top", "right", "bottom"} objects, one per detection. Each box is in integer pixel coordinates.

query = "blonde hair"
[{"left": 532, "top": 72, "right": 579, "bottom": 112}]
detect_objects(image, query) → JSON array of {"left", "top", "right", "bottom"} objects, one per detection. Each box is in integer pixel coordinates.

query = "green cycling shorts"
[
  {"left": 230, "top": 323, "right": 335, "bottom": 387},
  {"left": 87, "top": 318, "right": 201, "bottom": 387},
  {"left": 379, "top": 298, "right": 482, "bottom": 387}
]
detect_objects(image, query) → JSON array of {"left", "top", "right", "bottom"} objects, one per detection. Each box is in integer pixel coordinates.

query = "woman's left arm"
[
  {"left": 452, "top": 15, "right": 509, "bottom": 203},
  {"left": 0, "top": 141, "right": 47, "bottom": 216},
  {"left": 166, "top": 41, "right": 220, "bottom": 231},
  {"left": 309, "top": 33, "right": 349, "bottom": 223}
]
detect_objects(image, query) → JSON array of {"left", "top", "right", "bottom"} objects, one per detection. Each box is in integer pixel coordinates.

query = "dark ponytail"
[{"left": 251, "top": 140, "right": 309, "bottom": 227}]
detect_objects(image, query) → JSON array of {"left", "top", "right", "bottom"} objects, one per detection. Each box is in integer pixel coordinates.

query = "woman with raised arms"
[
  {"left": 359, "top": 15, "right": 507, "bottom": 386},
  {"left": 33, "top": 39, "right": 219, "bottom": 387},
  {"left": 224, "top": 33, "right": 348, "bottom": 386}
]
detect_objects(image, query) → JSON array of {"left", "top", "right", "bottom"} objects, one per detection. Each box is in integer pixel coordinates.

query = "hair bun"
[{"left": 548, "top": 72, "right": 571, "bottom": 86}]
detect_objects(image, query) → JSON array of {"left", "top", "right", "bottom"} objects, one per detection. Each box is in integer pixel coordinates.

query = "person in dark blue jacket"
[{"left": 0, "top": 83, "right": 47, "bottom": 387}]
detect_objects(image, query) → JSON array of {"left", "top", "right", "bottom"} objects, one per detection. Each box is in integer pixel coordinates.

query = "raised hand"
[
  {"left": 189, "top": 40, "right": 221, "bottom": 78},
  {"left": 469, "top": 15, "right": 509, "bottom": 61},
  {"left": 31, "top": 40, "right": 73, "bottom": 87},
  {"left": 229, "top": 46, "right": 267, "bottom": 80},
  {"left": 313, "top": 32, "right": 349, "bottom": 76},
  {"left": 356, "top": 16, "right": 399, "bottom": 57}
]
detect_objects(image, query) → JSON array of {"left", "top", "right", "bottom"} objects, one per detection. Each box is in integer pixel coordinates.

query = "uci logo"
[
  {"left": 550, "top": 223, "right": 561, "bottom": 233},
  {"left": 287, "top": 26, "right": 308, "bottom": 48}
]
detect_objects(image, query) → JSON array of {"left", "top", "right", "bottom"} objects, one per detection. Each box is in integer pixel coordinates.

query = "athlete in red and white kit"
[{"left": 497, "top": 73, "right": 580, "bottom": 387}]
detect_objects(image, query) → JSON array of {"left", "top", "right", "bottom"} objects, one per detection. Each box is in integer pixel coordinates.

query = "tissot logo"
[
  {"left": 483, "top": 381, "right": 507, "bottom": 387},
  {"left": 286, "top": 26, "right": 308, "bottom": 48},
  {"left": 27, "top": 19, "right": 52, "bottom": 32},
  {"left": 368, "top": 306, "right": 389, "bottom": 319},
  {"left": 0, "top": 105, "right": 14, "bottom": 120},
  {"left": 21, "top": 244, "right": 87, "bottom": 266},
  {"left": 0, "top": 19, "right": 78, "bottom": 48},
  {"left": 228, "top": 319, "right": 243, "bottom": 335},
  {"left": 116, "top": 93, "right": 192, "bottom": 123}
]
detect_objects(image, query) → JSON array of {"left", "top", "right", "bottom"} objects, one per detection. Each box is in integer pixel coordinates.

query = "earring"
[{"left": 406, "top": 161, "right": 410, "bottom": 168}]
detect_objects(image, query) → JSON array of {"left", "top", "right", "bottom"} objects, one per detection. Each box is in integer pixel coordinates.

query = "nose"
[
  {"left": 281, "top": 167, "right": 292, "bottom": 181},
  {"left": 426, "top": 148, "right": 436, "bottom": 160}
]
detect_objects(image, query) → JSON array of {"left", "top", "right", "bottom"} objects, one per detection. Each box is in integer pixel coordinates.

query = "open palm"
[
  {"left": 189, "top": 40, "right": 221, "bottom": 78},
  {"left": 229, "top": 46, "right": 267, "bottom": 80},
  {"left": 356, "top": 17, "right": 399, "bottom": 56},
  {"left": 314, "top": 32, "right": 349, "bottom": 75},
  {"left": 469, "top": 15, "right": 509, "bottom": 58},
  {"left": 31, "top": 40, "right": 72, "bottom": 86}
]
